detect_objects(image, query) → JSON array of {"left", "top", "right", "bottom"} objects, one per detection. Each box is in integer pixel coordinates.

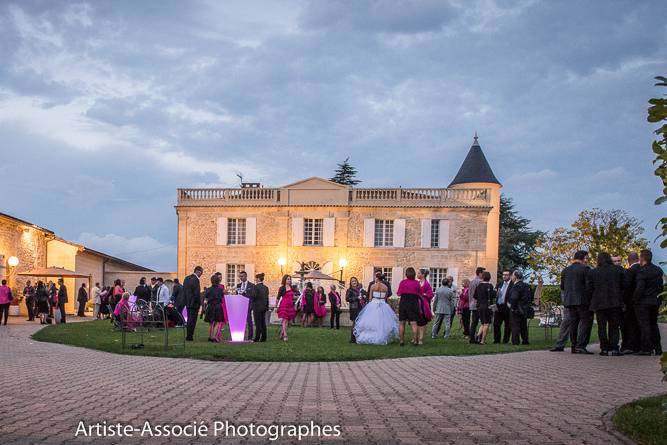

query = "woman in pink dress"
[
  {"left": 276, "top": 274, "right": 299, "bottom": 342},
  {"left": 417, "top": 269, "right": 434, "bottom": 345},
  {"left": 314, "top": 286, "right": 327, "bottom": 327},
  {"left": 457, "top": 279, "right": 471, "bottom": 338}
]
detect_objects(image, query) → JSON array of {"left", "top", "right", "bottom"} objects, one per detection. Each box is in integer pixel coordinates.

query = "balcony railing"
[{"left": 177, "top": 187, "right": 490, "bottom": 207}]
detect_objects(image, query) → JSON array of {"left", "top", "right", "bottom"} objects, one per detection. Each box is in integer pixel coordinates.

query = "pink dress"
[
  {"left": 217, "top": 284, "right": 227, "bottom": 323},
  {"left": 314, "top": 291, "right": 327, "bottom": 318},
  {"left": 419, "top": 280, "right": 434, "bottom": 321},
  {"left": 277, "top": 286, "right": 297, "bottom": 320},
  {"left": 113, "top": 299, "right": 129, "bottom": 317}
]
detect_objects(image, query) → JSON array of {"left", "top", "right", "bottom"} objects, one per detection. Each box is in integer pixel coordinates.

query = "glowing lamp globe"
[
  {"left": 225, "top": 294, "right": 249, "bottom": 342},
  {"left": 339, "top": 258, "right": 347, "bottom": 268},
  {"left": 278, "top": 257, "right": 286, "bottom": 267},
  {"left": 7, "top": 256, "right": 19, "bottom": 267}
]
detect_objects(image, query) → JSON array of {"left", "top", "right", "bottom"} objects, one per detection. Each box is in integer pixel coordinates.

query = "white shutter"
[
  {"left": 216, "top": 263, "right": 226, "bottom": 288},
  {"left": 421, "top": 219, "right": 431, "bottom": 248},
  {"left": 245, "top": 263, "right": 255, "bottom": 281},
  {"left": 245, "top": 217, "right": 256, "bottom": 246},
  {"left": 323, "top": 217, "right": 335, "bottom": 247},
  {"left": 393, "top": 219, "right": 406, "bottom": 247},
  {"left": 216, "top": 217, "right": 228, "bottom": 245},
  {"left": 363, "top": 218, "right": 375, "bottom": 247},
  {"left": 439, "top": 220, "right": 450, "bottom": 249},
  {"left": 291, "top": 217, "right": 304, "bottom": 246},
  {"left": 391, "top": 267, "right": 403, "bottom": 291},
  {"left": 363, "top": 265, "right": 374, "bottom": 287}
]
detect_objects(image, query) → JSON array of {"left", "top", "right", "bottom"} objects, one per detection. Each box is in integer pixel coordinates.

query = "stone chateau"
[{"left": 176, "top": 136, "right": 501, "bottom": 293}]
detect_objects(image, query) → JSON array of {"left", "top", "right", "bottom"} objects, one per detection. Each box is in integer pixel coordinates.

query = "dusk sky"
[{"left": 1, "top": 0, "right": 666, "bottom": 271}]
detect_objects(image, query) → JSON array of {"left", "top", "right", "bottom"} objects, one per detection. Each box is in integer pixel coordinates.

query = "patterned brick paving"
[{"left": 0, "top": 321, "right": 664, "bottom": 445}]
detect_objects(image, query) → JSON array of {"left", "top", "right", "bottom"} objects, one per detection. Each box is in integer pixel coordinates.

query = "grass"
[
  {"left": 613, "top": 394, "right": 667, "bottom": 445},
  {"left": 32, "top": 318, "right": 591, "bottom": 362}
]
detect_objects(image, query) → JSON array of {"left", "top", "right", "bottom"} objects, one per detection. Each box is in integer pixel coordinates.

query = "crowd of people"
[
  {"left": 8, "top": 247, "right": 664, "bottom": 356},
  {"left": 550, "top": 249, "right": 663, "bottom": 356}
]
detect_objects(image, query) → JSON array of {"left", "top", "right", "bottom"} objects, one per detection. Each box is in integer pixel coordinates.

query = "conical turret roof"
[{"left": 449, "top": 134, "right": 500, "bottom": 187}]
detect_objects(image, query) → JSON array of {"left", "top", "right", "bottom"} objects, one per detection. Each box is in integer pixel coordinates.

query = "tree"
[
  {"left": 648, "top": 75, "right": 667, "bottom": 250},
  {"left": 498, "top": 195, "right": 542, "bottom": 276},
  {"left": 529, "top": 208, "right": 649, "bottom": 283},
  {"left": 330, "top": 157, "right": 361, "bottom": 185}
]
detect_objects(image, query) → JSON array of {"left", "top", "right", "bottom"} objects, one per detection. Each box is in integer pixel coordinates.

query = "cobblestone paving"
[{"left": 0, "top": 320, "right": 664, "bottom": 445}]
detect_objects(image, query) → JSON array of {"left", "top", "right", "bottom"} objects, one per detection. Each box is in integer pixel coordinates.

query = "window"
[
  {"left": 430, "top": 219, "right": 440, "bottom": 248},
  {"left": 373, "top": 267, "right": 393, "bottom": 285},
  {"left": 227, "top": 218, "right": 246, "bottom": 245},
  {"left": 429, "top": 267, "right": 448, "bottom": 288},
  {"left": 303, "top": 218, "right": 323, "bottom": 246},
  {"left": 374, "top": 219, "right": 394, "bottom": 247},
  {"left": 226, "top": 264, "right": 245, "bottom": 289}
]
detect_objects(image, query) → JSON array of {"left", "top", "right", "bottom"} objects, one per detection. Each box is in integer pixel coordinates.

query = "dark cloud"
[{"left": 1, "top": 0, "right": 666, "bottom": 269}]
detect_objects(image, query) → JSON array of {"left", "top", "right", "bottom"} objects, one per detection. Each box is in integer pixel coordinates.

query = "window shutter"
[
  {"left": 323, "top": 217, "right": 335, "bottom": 247},
  {"left": 216, "top": 263, "right": 226, "bottom": 288},
  {"left": 420, "top": 219, "right": 431, "bottom": 248},
  {"left": 362, "top": 265, "right": 374, "bottom": 288},
  {"left": 292, "top": 217, "right": 304, "bottom": 246},
  {"left": 393, "top": 219, "right": 406, "bottom": 247},
  {"left": 391, "top": 267, "right": 403, "bottom": 291},
  {"left": 245, "top": 263, "right": 255, "bottom": 282},
  {"left": 245, "top": 217, "right": 256, "bottom": 246},
  {"left": 439, "top": 220, "right": 450, "bottom": 249},
  {"left": 363, "top": 218, "right": 374, "bottom": 247},
  {"left": 216, "top": 217, "right": 228, "bottom": 245}
]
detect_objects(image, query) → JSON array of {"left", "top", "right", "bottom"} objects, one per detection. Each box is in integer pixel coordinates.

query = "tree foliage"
[
  {"left": 330, "top": 157, "right": 361, "bottom": 186},
  {"left": 498, "top": 194, "right": 542, "bottom": 276},
  {"left": 648, "top": 75, "right": 667, "bottom": 249},
  {"left": 529, "top": 208, "right": 649, "bottom": 283}
]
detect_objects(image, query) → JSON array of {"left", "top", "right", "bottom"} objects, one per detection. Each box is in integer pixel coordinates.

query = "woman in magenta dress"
[
  {"left": 396, "top": 267, "right": 421, "bottom": 346},
  {"left": 276, "top": 274, "right": 299, "bottom": 342},
  {"left": 314, "top": 286, "right": 327, "bottom": 327},
  {"left": 417, "top": 269, "right": 434, "bottom": 345}
]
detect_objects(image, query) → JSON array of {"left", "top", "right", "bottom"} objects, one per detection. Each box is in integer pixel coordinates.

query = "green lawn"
[
  {"left": 31, "top": 318, "right": 587, "bottom": 362},
  {"left": 613, "top": 393, "right": 667, "bottom": 445}
]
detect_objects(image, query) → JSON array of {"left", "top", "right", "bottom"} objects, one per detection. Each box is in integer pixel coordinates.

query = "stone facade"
[{"left": 176, "top": 177, "right": 501, "bottom": 295}]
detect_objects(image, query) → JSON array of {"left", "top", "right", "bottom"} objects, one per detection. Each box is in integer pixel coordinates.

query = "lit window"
[
  {"left": 372, "top": 267, "right": 393, "bottom": 285},
  {"left": 303, "top": 219, "right": 323, "bottom": 246},
  {"left": 226, "top": 264, "right": 245, "bottom": 289},
  {"left": 430, "top": 219, "right": 440, "bottom": 248},
  {"left": 374, "top": 220, "right": 394, "bottom": 247},
  {"left": 228, "top": 219, "right": 246, "bottom": 245}
]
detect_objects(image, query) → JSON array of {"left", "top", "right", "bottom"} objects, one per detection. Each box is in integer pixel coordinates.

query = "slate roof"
[{"left": 449, "top": 135, "right": 500, "bottom": 187}]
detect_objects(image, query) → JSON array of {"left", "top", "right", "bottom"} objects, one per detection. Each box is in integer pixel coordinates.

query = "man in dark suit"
[
  {"left": 170, "top": 278, "right": 185, "bottom": 324},
  {"left": 560, "top": 250, "right": 593, "bottom": 354},
  {"left": 236, "top": 271, "right": 256, "bottom": 340},
  {"left": 633, "top": 249, "right": 663, "bottom": 355},
  {"left": 252, "top": 273, "right": 269, "bottom": 342},
  {"left": 509, "top": 270, "right": 532, "bottom": 345},
  {"left": 620, "top": 252, "right": 641, "bottom": 354},
  {"left": 76, "top": 283, "right": 88, "bottom": 317},
  {"left": 57, "top": 278, "right": 68, "bottom": 324},
  {"left": 183, "top": 266, "right": 203, "bottom": 341},
  {"left": 493, "top": 270, "right": 513, "bottom": 344},
  {"left": 133, "top": 277, "right": 152, "bottom": 304}
]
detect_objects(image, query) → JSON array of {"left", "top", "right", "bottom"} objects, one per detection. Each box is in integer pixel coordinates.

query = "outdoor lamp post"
[
  {"left": 278, "top": 257, "right": 286, "bottom": 275},
  {"left": 337, "top": 258, "right": 347, "bottom": 285},
  {"left": 7, "top": 256, "right": 19, "bottom": 267}
]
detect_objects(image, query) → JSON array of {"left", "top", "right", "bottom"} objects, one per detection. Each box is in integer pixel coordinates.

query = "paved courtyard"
[{"left": 0, "top": 321, "right": 664, "bottom": 445}]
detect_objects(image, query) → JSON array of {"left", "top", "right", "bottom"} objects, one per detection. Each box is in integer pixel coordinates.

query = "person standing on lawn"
[
  {"left": 468, "top": 267, "right": 485, "bottom": 343},
  {"left": 276, "top": 275, "right": 299, "bottom": 342},
  {"left": 586, "top": 252, "right": 625, "bottom": 356},
  {"left": 183, "top": 266, "right": 203, "bottom": 341},
  {"left": 328, "top": 284, "right": 341, "bottom": 330},
  {"left": 509, "top": 270, "right": 531, "bottom": 345},
  {"left": 560, "top": 250, "right": 593, "bottom": 354},
  {"left": 432, "top": 279, "right": 455, "bottom": 339},
  {"left": 346, "top": 277, "right": 366, "bottom": 343},
  {"left": 493, "top": 270, "right": 513, "bottom": 344},
  {"left": 252, "top": 273, "right": 269, "bottom": 342},
  {"left": 620, "top": 252, "right": 641, "bottom": 354},
  {"left": 456, "top": 279, "right": 471, "bottom": 338},
  {"left": 633, "top": 249, "right": 663, "bottom": 356}
]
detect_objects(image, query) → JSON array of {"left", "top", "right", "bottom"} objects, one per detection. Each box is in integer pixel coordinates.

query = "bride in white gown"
[{"left": 353, "top": 276, "right": 399, "bottom": 345}]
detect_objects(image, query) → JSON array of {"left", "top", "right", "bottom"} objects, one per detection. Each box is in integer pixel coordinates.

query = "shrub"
[{"left": 540, "top": 285, "right": 561, "bottom": 305}]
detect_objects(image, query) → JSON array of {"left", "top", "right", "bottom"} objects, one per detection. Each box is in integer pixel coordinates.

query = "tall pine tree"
[
  {"left": 498, "top": 194, "right": 542, "bottom": 276},
  {"left": 330, "top": 157, "right": 361, "bottom": 185}
]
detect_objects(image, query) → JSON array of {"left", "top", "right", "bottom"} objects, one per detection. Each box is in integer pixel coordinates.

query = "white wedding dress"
[{"left": 353, "top": 291, "right": 399, "bottom": 345}]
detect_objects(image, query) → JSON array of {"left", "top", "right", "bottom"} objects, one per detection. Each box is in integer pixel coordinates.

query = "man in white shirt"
[
  {"left": 156, "top": 277, "right": 171, "bottom": 306},
  {"left": 92, "top": 283, "right": 101, "bottom": 319},
  {"left": 493, "top": 270, "right": 513, "bottom": 344}
]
